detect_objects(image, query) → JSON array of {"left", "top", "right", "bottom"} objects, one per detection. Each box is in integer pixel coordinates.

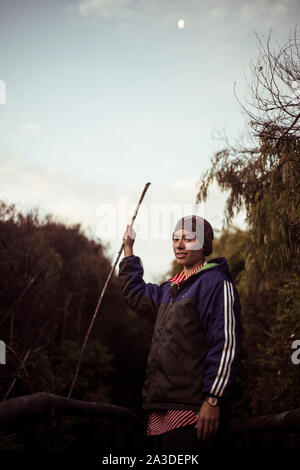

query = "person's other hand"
[
  {"left": 123, "top": 224, "right": 136, "bottom": 256},
  {"left": 194, "top": 401, "right": 220, "bottom": 440}
]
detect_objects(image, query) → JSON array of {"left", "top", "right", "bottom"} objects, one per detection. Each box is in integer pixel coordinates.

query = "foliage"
[
  {"left": 0, "top": 200, "right": 152, "bottom": 414},
  {"left": 195, "top": 28, "right": 300, "bottom": 418}
]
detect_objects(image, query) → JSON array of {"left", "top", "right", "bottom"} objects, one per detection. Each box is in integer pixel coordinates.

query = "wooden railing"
[
  {"left": 228, "top": 407, "right": 300, "bottom": 449},
  {"left": 1, "top": 393, "right": 299, "bottom": 450},
  {"left": 0, "top": 392, "right": 146, "bottom": 450}
]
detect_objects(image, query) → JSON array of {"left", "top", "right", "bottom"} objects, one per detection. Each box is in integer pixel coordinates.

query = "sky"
[{"left": 0, "top": 0, "right": 299, "bottom": 282}]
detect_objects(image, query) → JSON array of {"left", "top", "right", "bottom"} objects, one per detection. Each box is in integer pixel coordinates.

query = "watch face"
[{"left": 207, "top": 397, "right": 218, "bottom": 406}]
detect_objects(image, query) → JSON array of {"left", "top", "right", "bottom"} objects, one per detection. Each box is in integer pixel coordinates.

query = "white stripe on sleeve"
[{"left": 209, "top": 280, "right": 235, "bottom": 397}]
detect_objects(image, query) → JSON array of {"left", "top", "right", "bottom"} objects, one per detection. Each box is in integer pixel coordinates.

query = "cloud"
[
  {"left": 210, "top": 7, "right": 228, "bottom": 20},
  {"left": 0, "top": 152, "right": 109, "bottom": 234},
  {"left": 70, "top": 0, "right": 299, "bottom": 33},
  {"left": 0, "top": 110, "right": 14, "bottom": 126},
  {"left": 23, "top": 122, "right": 40, "bottom": 133},
  {"left": 72, "top": 0, "right": 201, "bottom": 20},
  {"left": 75, "top": 0, "right": 135, "bottom": 18}
]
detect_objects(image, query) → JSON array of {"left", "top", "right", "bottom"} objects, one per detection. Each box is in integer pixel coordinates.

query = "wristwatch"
[{"left": 205, "top": 396, "right": 219, "bottom": 407}]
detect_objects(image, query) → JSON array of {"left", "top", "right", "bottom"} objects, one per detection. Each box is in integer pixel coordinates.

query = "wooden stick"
[{"left": 67, "top": 182, "right": 151, "bottom": 399}]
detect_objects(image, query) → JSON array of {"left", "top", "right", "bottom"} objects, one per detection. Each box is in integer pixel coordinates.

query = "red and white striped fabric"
[{"left": 147, "top": 261, "right": 206, "bottom": 436}]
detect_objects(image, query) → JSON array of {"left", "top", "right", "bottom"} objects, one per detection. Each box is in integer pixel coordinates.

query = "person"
[{"left": 118, "top": 215, "right": 241, "bottom": 451}]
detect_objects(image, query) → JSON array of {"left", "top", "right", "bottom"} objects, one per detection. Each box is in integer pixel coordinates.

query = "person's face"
[{"left": 172, "top": 228, "right": 204, "bottom": 267}]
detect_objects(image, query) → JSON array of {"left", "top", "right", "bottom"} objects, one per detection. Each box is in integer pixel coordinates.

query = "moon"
[{"left": 177, "top": 19, "right": 185, "bottom": 29}]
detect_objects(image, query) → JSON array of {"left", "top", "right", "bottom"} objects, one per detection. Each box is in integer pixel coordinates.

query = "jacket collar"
[{"left": 169, "top": 261, "right": 207, "bottom": 285}]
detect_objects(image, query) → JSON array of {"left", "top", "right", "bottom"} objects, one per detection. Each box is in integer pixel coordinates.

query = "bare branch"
[{"left": 235, "top": 26, "right": 300, "bottom": 143}]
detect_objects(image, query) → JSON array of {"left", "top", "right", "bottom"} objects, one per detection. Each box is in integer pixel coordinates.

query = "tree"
[
  {"left": 235, "top": 26, "right": 300, "bottom": 145},
  {"left": 196, "top": 27, "right": 300, "bottom": 416},
  {"left": 0, "top": 200, "right": 152, "bottom": 414}
]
